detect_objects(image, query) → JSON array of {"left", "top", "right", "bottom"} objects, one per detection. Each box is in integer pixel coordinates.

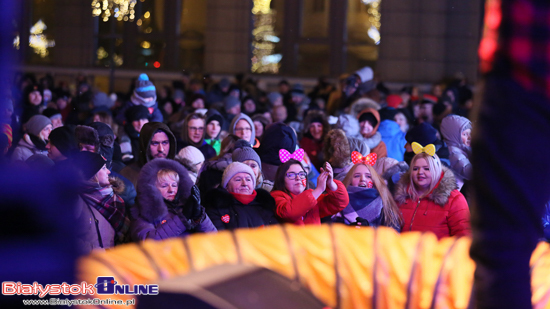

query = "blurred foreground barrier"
[{"left": 76, "top": 224, "right": 550, "bottom": 309}]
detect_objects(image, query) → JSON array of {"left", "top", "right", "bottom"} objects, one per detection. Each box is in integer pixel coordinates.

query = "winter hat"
[
  {"left": 206, "top": 109, "right": 224, "bottom": 127},
  {"left": 354, "top": 66, "right": 374, "bottom": 83},
  {"left": 257, "top": 122, "right": 297, "bottom": 166},
  {"left": 48, "top": 125, "right": 79, "bottom": 158},
  {"left": 75, "top": 125, "right": 99, "bottom": 148},
  {"left": 266, "top": 92, "right": 282, "bottom": 105},
  {"left": 89, "top": 122, "right": 115, "bottom": 162},
  {"left": 93, "top": 92, "right": 114, "bottom": 109},
  {"left": 125, "top": 105, "right": 150, "bottom": 122},
  {"left": 222, "top": 162, "right": 256, "bottom": 189},
  {"left": 232, "top": 140, "right": 261, "bottom": 167},
  {"left": 26, "top": 153, "right": 55, "bottom": 169},
  {"left": 25, "top": 115, "right": 52, "bottom": 137},
  {"left": 176, "top": 146, "right": 205, "bottom": 165},
  {"left": 42, "top": 108, "right": 62, "bottom": 121},
  {"left": 134, "top": 73, "right": 156, "bottom": 99},
  {"left": 378, "top": 107, "right": 398, "bottom": 121},
  {"left": 224, "top": 96, "right": 241, "bottom": 112},
  {"left": 89, "top": 122, "right": 115, "bottom": 148},
  {"left": 71, "top": 151, "right": 107, "bottom": 180},
  {"left": 405, "top": 122, "right": 438, "bottom": 146},
  {"left": 358, "top": 111, "right": 378, "bottom": 127},
  {"left": 386, "top": 94, "right": 403, "bottom": 108}
]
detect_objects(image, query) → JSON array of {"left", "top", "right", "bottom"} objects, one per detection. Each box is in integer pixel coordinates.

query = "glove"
[
  {"left": 182, "top": 185, "right": 206, "bottom": 230},
  {"left": 350, "top": 217, "right": 371, "bottom": 227}
]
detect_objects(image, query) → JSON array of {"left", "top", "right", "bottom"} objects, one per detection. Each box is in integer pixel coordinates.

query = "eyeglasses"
[
  {"left": 286, "top": 172, "right": 307, "bottom": 180},
  {"left": 189, "top": 127, "right": 204, "bottom": 132},
  {"left": 235, "top": 127, "right": 252, "bottom": 133}
]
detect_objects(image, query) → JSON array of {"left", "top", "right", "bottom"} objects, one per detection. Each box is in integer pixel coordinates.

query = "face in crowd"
[
  {"left": 284, "top": 164, "right": 307, "bottom": 195},
  {"left": 156, "top": 172, "right": 178, "bottom": 201},
  {"left": 150, "top": 131, "right": 170, "bottom": 159},
  {"left": 411, "top": 157, "right": 432, "bottom": 191},
  {"left": 132, "top": 118, "right": 149, "bottom": 133},
  {"left": 350, "top": 164, "right": 374, "bottom": 188},
  {"left": 94, "top": 164, "right": 111, "bottom": 187},
  {"left": 235, "top": 119, "right": 252, "bottom": 142},
  {"left": 188, "top": 118, "right": 205, "bottom": 144},
  {"left": 308, "top": 122, "right": 323, "bottom": 141},
  {"left": 226, "top": 172, "right": 254, "bottom": 195},
  {"left": 206, "top": 120, "right": 221, "bottom": 139}
]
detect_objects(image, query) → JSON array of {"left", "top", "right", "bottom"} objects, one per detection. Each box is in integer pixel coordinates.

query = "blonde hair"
[
  {"left": 407, "top": 153, "right": 442, "bottom": 200},
  {"left": 343, "top": 163, "right": 404, "bottom": 229},
  {"left": 156, "top": 169, "right": 179, "bottom": 185}
]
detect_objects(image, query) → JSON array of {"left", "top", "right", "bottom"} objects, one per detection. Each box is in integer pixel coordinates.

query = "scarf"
[
  {"left": 230, "top": 191, "right": 257, "bottom": 205},
  {"left": 80, "top": 181, "right": 129, "bottom": 242},
  {"left": 130, "top": 92, "right": 157, "bottom": 108},
  {"left": 339, "top": 186, "right": 383, "bottom": 225},
  {"left": 29, "top": 134, "right": 47, "bottom": 151}
]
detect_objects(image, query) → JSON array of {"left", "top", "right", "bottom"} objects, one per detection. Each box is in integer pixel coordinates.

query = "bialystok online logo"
[{"left": 2, "top": 276, "right": 159, "bottom": 298}]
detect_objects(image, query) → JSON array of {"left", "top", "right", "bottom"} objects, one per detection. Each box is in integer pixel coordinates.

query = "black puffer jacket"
[{"left": 203, "top": 187, "right": 279, "bottom": 231}]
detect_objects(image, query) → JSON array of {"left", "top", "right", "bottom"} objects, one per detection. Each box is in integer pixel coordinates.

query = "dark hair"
[
  {"left": 210, "top": 134, "right": 240, "bottom": 161},
  {"left": 272, "top": 159, "right": 308, "bottom": 195}
]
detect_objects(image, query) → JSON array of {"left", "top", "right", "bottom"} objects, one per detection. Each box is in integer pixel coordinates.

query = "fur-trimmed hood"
[
  {"left": 394, "top": 166, "right": 457, "bottom": 206},
  {"left": 136, "top": 158, "right": 193, "bottom": 223}
]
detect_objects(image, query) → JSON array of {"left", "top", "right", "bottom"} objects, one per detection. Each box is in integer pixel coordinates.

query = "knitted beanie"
[
  {"left": 71, "top": 151, "right": 107, "bottom": 180},
  {"left": 177, "top": 146, "right": 205, "bottom": 165},
  {"left": 232, "top": 141, "right": 261, "bottom": 167},
  {"left": 224, "top": 96, "right": 240, "bottom": 112},
  {"left": 42, "top": 108, "right": 62, "bottom": 120},
  {"left": 257, "top": 122, "right": 297, "bottom": 166},
  {"left": 48, "top": 125, "right": 79, "bottom": 158},
  {"left": 405, "top": 122, "right": 438, "bottom": 146},
  {"left": 222, "top": 162, "right": 256, "bottom": 189},
  {"left": 134, "top": 73, "right": 156, "bottom": 99},
  {"left": 206, "top": 109, "right": 224, "bottom": 127},
  {"left": 25, "top": 115, "right": 51, "bottom": 137},
  {"left": 266, "top": 92, "right": 282, "bottom": 105}
]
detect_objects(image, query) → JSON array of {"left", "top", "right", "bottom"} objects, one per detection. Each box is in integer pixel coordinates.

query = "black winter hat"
[
  {"left": 358, "top": 112, "right": 378, "bottom": 127},
  {"left": 205, "top": 109, "right": 224, "bottom": 127},
  {"left": 257, "top": 122, "right": 297, "bottom": 166},
  {"left": 125, "top": 105, "right": 150, "bottom": 122},
  {"left": 405, "top": 122, "right": 437, "bottom": 146},
  {"left": 71, "top": 151, "right": 107, "bottom": 180},
  {"left": 378, "top": 107, "right": 398, "bottom": 121},
  {"left": 89, "top": 122, "right": 115, "bottom": 148},
  {"left": 49, "top": 126, "right": 79, "bottom": 158}
]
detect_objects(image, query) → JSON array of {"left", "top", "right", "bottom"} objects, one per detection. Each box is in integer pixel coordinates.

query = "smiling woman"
[{"left": 394, "top": 152, "right": 470, "bottom": 239}]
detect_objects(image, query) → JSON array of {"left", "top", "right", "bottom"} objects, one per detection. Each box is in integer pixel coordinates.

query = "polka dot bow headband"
[
  {"left": 351, "top": 151, "right": 377, "bottom": 166},
  {"left": 279, "top": 148, "right": 305, "bottom": 163},
  {"left": 411, "top": 142, "right": 436, "bottom": 156}
]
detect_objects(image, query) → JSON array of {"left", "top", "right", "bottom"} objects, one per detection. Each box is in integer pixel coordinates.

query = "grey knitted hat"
[
  {"left": 25, "top": 115, "right": 51, "bottom": 137},
  {"left": 232, "top": 143, "right": 261, "bottom": 167}
]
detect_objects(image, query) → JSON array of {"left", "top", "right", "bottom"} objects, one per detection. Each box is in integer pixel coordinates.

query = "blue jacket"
[{"left": 378, "top": 119, "right": 406, "bottom": 161}]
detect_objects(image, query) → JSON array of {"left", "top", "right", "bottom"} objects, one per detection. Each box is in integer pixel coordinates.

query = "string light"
[
  {"left": 251, "top": 0, "right": 280, "bottom": 73},
  {"left": 91, "top": 0, "right": 137, "bottom": 22},
  {"left": 29, "top": 19, "right": 55, "bottom": 58}
]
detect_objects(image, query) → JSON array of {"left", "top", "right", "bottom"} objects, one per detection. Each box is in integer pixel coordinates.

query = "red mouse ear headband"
[{"left": 351, "top": 151, "right": 377, "bottom": 166}]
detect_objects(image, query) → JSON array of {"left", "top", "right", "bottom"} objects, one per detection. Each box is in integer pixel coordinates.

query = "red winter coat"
[
  {"left": 394, "top": 166, "right": 470, "bottom": 239},
  {"left": 271, "top": 180, "right": 349, "bottom": 225}
]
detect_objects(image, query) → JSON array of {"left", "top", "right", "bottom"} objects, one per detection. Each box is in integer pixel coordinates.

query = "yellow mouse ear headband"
[{"left": 411, "top": 142, "right": 436, "bottom": 156}]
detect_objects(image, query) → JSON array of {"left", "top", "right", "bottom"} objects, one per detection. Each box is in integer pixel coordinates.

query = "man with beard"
[{"left": 120, "top": 122, "right": 176, "bottom": 187}]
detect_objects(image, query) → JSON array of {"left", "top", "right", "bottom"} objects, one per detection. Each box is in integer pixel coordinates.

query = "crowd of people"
[{"left": 1, "top": 66, "right": 545, "bottom": 256}]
